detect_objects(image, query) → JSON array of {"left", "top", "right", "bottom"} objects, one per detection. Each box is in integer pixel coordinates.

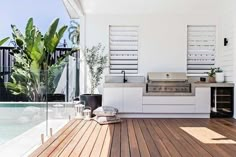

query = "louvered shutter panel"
[
  {"left": 187, "top": 25, "right": 216, "bottom": 75},
  {"left": 109, "top": 26, "right": 138, "bottom": 74}
]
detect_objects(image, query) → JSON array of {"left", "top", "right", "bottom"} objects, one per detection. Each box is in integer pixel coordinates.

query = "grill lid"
[{"left": 148, "top": 72, "right": 187, "bottom": 82}]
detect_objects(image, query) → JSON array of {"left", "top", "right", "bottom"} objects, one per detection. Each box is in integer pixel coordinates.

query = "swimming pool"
[
  {"left": 0, "top": 102, "right": 74, "bottom": 145},
  {"left": 0, "top": 120, "right": 42, "bottom": 145},
  {"left": 0, "top": 103, "right": 46, "bottom": 145},
  {"left": 0, "top": 102, "right": 74, "bottom": 156}
]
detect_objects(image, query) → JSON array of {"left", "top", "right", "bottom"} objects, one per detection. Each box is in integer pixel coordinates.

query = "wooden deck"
[{"left": 30, "top": 118, "right": 236, "bottom": 157}]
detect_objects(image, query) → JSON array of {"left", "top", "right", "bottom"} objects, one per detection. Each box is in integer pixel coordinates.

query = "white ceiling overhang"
[
  {"left": 64, "top": 0, "right": 222, "bottom": 17},
  {"left": 63, "top": 0, "right": 84, "bottom": 18},
  {"left": 80, "top": 0, "right": 220, "bottom": 15}
]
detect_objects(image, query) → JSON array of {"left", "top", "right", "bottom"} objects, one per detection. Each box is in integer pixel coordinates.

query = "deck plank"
[
  {"left": 69, "top": 121, "right": 97, "bottom": 157},
  {"left": 193, "top": 119, "right": 233, "bottom": 157},
  {"left": 149, "top": 119, "right": 181, "bottom": 157},
  {"left": 29, "top": 119, "right": 77, "bottom": 157},
  {"left": 90, "top": 125, "right": 108, "bottom": 157},
  {"left": 80, "top": 123, "right": 102, "bottom": 157},
  {"left": 144, "top": 119, "right": 171, "bottom": 157},
  {"left": 110, "top": 123, "right": 121, "bottom": 157},
  {"left": 138, "top": 119, "right": 161, "bottom": 157},
  {"left": 179, "top": 119, "right": 231, "bottom": 157},
  {"left": 133, "top": 119, "right": 150, "bottom": 157},
  {"left": 100, "top": 124, "right": 115, "bottom": 157},
  {"left": 198, "top": 119, "right": 236, "bottom": 155},
  {"left": 127, "top": 119, "right": 140, "bottom": 157},
  {"left": 58, "top": 121, "right": 92, "bottom": 157},
  {"left": 48, "top": 120, "right": 86, "bottom": 157},
  {"left": 155, "top": 119, "right": 192, "bottom": 157},
  {"left": 170, "top": 119, "right": 212, "bottom": 157},
  {"left": 38, "top": 120, "right": 82, "bottom": 157},
  {"left": 30, "top": 118, "right": 236, "bottom": 157},
  {"left": 120, "top": 120, "right": 130, "bottom": 157},
  {"left": 161, "top": 119, "right": 202, "bottom": 157}
]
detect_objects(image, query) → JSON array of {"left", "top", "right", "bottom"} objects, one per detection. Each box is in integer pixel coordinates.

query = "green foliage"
[
  {"left": 68, "top": 20, "right": 80, "bottom": 47},
  {"left": 206, "top": 68, "right": 216, "bottom": 77},
  {"left": 206, "top": 67, "right": 223, "bottom": 77},
  {"left": 84, "top": 43, "right": 108, "bottom": 94},
  {"left": 0, "top": 37, "right": 9, "bottom": 46},
  {"left": 5, "top": 18, "right": 69, "bottom": 101},
  {"left": 48, "top": 61, "right": 66, "bottom": 94}
]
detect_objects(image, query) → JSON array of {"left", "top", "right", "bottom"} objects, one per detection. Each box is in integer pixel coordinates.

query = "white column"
[
  {"left": 233, "top": 5, "right": 236, "bottom": 119},
  {"left": 79, "top": 15, "right": 87, "bottom": 94}
]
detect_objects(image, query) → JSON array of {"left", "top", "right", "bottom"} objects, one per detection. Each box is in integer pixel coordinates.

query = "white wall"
[
  {"left": 218, "top": 0, "right": 235, "bottom": 83},
  {"left": 85, "top": 14, "right": 218, "bottom": 76},
  {"left": 218, "top": 0, "right": 236, "bottom": 118}
]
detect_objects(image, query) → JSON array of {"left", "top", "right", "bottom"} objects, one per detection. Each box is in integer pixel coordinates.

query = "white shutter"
[
  {"left": 109, "top": 26, "right": 138, "bottom": 74},
  {"left": 187, "top": 25, "right": 216, "bottom": 75}
]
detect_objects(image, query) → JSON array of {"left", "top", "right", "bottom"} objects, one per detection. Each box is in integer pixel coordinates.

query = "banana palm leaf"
[{"left": 0, "top": 37, "right": 10, "bottom": 46}]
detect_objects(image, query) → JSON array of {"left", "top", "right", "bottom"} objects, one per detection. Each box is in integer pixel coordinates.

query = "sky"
[{"left": 0, "top": 0, "right": 76, "bottom": 47}]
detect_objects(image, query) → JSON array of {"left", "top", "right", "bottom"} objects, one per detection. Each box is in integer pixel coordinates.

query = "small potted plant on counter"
[
  {"left": 80, "top": 43, "right": 108, "bottom": 112},
  {"left": 215, "top": 67, "right": 224, "bottom": 83},
  {"left": 207, "top": 68, "right": 216, "bottom": 83}
]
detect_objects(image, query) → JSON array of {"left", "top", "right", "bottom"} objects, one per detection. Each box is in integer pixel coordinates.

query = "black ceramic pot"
[
  {"left": 80, "top": 94, "right": 102, "bottom": 112},
  {"left": 47, "top": 94, "right": 65, "bottom": 102}
]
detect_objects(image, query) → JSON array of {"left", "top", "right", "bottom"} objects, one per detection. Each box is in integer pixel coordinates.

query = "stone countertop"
[
  {"left": 192, "top": 82, "right": 234, "bottom": 87},
  {"left": 104, "top": 82, "right": 234, "bottom": 96}
]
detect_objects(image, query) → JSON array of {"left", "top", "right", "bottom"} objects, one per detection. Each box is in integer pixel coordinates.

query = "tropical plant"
[
  {"left": 68, "top": 20, "right": 80, "bottom": 47},
  {"left": 206, "top": 68, "right": 216, "bottom": 77},
  {"left": 84, "top": 43, "right": 108, "bottom": 94},
  {"left": 5, "top": 18, "right": 70, "bottom": 101},
  {"left": 68, "top": 20, "right": 80, "bottom": 96},
  {"left": 0, "top": 37, "right": 9, "bottom": 46},
  {"left": 48, "top": 61, "right": 67, "bottom": 94}
]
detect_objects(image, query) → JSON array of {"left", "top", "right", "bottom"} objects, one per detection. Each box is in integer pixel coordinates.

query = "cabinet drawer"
[
  {"left": 143, "top": 104, "right": 195, "bottom": 113},
  {"left": 143, "top": 96, "right": 195, "bottom": 105}
]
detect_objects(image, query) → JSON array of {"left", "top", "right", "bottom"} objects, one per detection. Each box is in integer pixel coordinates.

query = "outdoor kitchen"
[
  {"left": 71, "top": 0, "right": 236, "bottom": 119},
  {"left": 103, "top": 72, "right": 234, "bottom": 118}
]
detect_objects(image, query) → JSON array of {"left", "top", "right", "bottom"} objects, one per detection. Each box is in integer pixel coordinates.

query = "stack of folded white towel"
[{"left": 93, "top": 106, "right": 121, "bottom": 124}]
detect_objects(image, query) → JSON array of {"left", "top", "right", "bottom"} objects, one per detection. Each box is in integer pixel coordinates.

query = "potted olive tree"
[
  {"left": 215, "top": 67, "right": 224, "bottom": 83},
  {"left": 80, "top": 43, "right": 108, "bottom": 112}
]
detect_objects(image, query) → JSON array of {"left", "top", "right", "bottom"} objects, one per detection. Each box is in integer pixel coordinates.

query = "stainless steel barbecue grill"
[{"left": 147, "top": 72, "right": 191, "bottom": 93}]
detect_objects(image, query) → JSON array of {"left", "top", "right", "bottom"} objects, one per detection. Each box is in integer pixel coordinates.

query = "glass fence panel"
[
  {"left": 0, "top": 67, "right": 47, "bottom": 156},
  {"left": 46, "top": 55, "right": 77, "bottom": 136},
  {"left": 0, "top": 54, "right": 78, "bottom": 156}
]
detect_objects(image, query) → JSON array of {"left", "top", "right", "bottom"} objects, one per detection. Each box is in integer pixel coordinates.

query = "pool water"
[
  {"left": 0, "top": 104, "right": 46, "bottom": 145},
  {"left": 0, "top": 102, "right": 74, "bottom": 146},
  {"left": 0, "top": 120, "right": 42, "bottom": 145}
]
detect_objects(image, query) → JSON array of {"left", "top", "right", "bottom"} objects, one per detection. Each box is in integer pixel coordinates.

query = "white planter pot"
[{"left": 215, "top": 72, "right": 224, "bottom": 83}]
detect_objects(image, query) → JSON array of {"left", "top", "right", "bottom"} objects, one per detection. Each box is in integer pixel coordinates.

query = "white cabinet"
[
  {"left": 103, "top": 88, "right": 123, "bottom": 112},
  {"left": 124, "top": 88, "right": 143, "bottom": 113},
  {"left": 195, "top": 87, "right": 211, "bottom": 113},
  {"left": 103, "top": 87, "right": 143, "bottom": 113}
]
